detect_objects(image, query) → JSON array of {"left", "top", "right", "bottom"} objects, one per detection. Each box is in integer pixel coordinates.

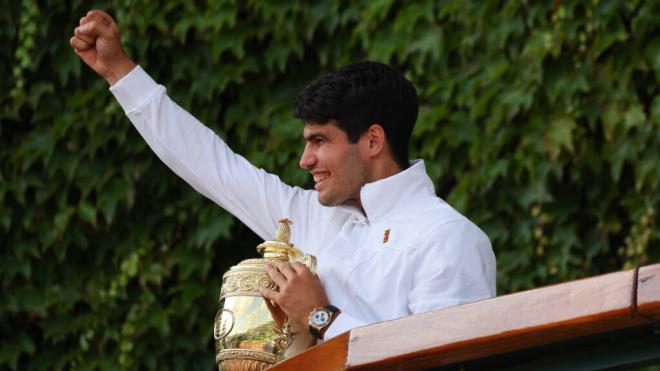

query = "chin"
[
  {"left": 317, "top": 196, "right": 332, "bottom": 207},
  {"left": 317, "top": 193, "right": 352, "bottom": 208},
  {"left": 317, "top": 193, "right": 337, "bottom": 207}
]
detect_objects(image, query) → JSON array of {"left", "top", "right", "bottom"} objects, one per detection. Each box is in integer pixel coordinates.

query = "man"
[{"left": 70, "top": 10, "right": 496, "bottom": 342}]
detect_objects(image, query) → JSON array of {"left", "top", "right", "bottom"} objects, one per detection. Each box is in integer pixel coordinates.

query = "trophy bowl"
[{"left": 214, "top": 258, "right": 285, "bottom": 370}]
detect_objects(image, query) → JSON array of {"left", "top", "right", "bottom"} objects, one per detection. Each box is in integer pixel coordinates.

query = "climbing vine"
[{"left": 1, "top": 0, "right": 658, "bottom": 369}]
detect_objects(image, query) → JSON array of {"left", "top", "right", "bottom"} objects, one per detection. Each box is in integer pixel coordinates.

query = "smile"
[
  {"left": 312, "top": 172, "right": 330, "bottom": 191},
  {"left": 313, "top": 174, "right": 329, "bottom": 182}
]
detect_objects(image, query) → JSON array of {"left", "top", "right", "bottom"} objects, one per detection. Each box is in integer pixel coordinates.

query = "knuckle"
[{"left": 279, "top": 283, "right": 292, "bottom": 294}]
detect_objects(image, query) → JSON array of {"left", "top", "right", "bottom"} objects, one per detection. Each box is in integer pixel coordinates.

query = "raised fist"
[{"left": 70, "top": 10, "right": 136, "bottom": 85}]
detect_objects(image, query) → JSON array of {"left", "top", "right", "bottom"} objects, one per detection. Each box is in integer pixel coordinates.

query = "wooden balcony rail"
[{"left": 272, "top": 263, "right": 660, "bottom": 370}]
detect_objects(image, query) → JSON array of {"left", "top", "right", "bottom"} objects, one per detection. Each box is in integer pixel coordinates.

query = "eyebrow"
[{"left": 304, "top": 131, "right": 330, "bottom": 142}]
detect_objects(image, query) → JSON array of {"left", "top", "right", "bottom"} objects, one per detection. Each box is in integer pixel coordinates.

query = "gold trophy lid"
[{"left": 256, "top": 218, "right": 304, "bottom": 260}]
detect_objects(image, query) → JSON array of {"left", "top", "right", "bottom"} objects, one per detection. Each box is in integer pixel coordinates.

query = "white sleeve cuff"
[
  {"left": 324, "top": 311, "right": 366, "bottom": 340},
  {"left": 109, "top": 65, "right": 160, "bottom": 114}
]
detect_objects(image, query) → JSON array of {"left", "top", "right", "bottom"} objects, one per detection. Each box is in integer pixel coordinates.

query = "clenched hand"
[{"left": 69, "top": 10, "right": 136, "bottom": 85}]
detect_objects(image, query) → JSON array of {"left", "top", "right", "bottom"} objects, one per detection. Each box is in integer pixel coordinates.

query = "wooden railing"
[{"left": 272, "top": 263, "right": 660, "bottom": 370}]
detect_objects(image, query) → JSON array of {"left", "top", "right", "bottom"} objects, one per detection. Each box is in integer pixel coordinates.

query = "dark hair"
[{"left": 293, "top": 61, "right": 419, "bottom": 169}]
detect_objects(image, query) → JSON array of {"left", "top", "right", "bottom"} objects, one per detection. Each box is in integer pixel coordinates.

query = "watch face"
[{"left": 311, "top": 309, "right": 330, "bottom": 327}]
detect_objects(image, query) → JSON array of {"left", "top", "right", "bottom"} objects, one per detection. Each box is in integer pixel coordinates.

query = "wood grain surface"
[
  {"left": 638, "top": 264, "right": 660, "bottom": 320},
  {"left": 272, "top": 332, "right": 349, "bottom": 371},
  {"left": 270, "top": 263, "right": 660, "bottom": 370}
]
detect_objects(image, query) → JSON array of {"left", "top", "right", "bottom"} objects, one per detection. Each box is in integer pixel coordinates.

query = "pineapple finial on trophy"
[
  {"left": 274, "top": 218, "right": 293, "bottom": 243},
  {"left": 256, "top": 218, "right": 303, "bottom": 260}
]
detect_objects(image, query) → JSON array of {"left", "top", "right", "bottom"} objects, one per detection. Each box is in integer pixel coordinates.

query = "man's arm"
[{"left": 69, "top": 10, "right": 319, "bottom": 242}]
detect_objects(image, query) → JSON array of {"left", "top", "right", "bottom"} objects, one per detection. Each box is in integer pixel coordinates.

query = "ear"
[{"left": 362, "top": 124, "right": 387, "bottom": 158}]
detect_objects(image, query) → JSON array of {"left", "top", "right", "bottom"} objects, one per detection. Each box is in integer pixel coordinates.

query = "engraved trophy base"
[{"left": 216, "top": 348, "right": 278, "bottom": 371}]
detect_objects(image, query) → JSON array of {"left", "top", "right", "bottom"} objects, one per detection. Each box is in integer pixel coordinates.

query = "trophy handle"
[
  {"left": 213, "top": 308, "right": 235, "bottom": 340},
  {"left": 290, "top": 254, "right": 317, "bottom": 274}
]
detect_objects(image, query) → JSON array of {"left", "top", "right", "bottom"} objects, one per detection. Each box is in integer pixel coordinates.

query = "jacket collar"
[{"left": 335, "top": 160, "right": 437, "bottom": 221}]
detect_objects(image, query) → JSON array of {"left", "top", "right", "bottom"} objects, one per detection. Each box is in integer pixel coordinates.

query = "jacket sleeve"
[{"left": 109, "top": 66, "right": 318, "bottom": 243}]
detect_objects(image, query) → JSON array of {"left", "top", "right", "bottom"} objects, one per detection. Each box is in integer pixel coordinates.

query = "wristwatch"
[{"left": 308, "top": 305, "right": 341, "bottom": 340}]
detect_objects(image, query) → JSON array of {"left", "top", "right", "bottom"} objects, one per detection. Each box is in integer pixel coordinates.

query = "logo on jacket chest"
[{"left": 383, "top": 228, "right": 391, "bottom": 244}]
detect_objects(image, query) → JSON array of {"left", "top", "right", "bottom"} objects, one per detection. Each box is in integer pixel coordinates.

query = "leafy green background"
[{"left": 1, "top": 0, "right": 659, "bottom": 369}]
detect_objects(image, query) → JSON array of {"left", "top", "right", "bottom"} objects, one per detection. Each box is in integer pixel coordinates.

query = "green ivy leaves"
[{"left": 1, "top": 0, "right": 659, "bottom": 369}]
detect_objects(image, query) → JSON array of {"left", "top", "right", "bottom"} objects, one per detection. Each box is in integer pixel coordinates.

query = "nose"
[{"left": 299, "top": 144, "right": 316, "bottom": 169}]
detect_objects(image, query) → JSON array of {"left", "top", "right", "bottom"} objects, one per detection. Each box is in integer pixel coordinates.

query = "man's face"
[{"left": 299, "top": 122, "right": 370, "bottom": 207}]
